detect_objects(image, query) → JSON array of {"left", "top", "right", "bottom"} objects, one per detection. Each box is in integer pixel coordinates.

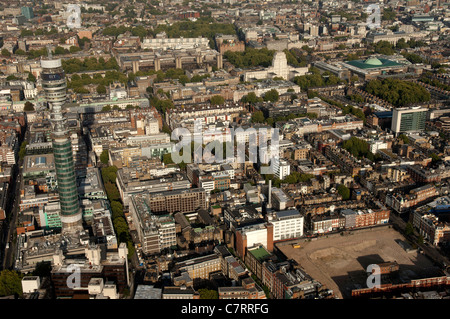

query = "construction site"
[{"left": 276, "top": 226, "right": 449, "bottom": 299}]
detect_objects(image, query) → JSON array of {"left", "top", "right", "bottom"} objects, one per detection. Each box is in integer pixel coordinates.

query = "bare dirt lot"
[{"left": 277, "top": 227, "right": 436, "bottom": 298}]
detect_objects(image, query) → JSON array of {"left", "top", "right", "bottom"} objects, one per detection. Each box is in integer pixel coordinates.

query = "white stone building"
[
  {"left": 273, "top": 158, "right": 291, "bottom": 180},
  {"left": 267, "top": 209, "right": 304, "bottom": 241},
  {"left": 243, "top": 51, "right": 308, "bottom": 81}
]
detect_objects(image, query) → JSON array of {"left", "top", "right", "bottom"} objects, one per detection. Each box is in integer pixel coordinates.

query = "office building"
[
  {"left": 51, "top": 243, "right": 129, "bottom": 298},
  {"left": 218, "top": 277, "right": 266, "bottom": 299},
  {"left": 391, "top": 107, "right": 428, "bottom": 134},
  {"left": 234, "top": 223, "right": 274, "bottom": 258},
  {"left": 173, "top": 253, "right": 222, "bottom": 283},
  {"left": 267, "top": 209, "right": 304, "bottom": 241},
  {"left": 129, "top": 193, "right": 177, "bottom": 255},
  {"left": 146, "top": 188, "right": 207, "bottom": 215},
  {"left": 273, "top": 159, "right": 291, "bottom": 180},
  {"left": 21, "top": 7, "right": 34, "bottom": 20}
]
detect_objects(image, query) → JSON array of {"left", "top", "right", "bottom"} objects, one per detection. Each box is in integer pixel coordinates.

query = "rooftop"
[
  {"left": 345, "top": 57, "right": 404, "bottom": 70},
  {"left": 274, "top": 209, "right": 302, "bottom": 220},
  {"left": 248, "top": 246, "right": 271, "bottom": 261}
]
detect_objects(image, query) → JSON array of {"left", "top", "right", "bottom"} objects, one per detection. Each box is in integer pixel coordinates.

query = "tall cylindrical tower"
[{"left": 41, "top": 52, "right": 82, "bottom": 232}]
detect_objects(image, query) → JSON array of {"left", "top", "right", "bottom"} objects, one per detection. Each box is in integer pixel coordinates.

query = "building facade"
[{"left": 391, "top": 107, "right": 428, "bottom": 134}]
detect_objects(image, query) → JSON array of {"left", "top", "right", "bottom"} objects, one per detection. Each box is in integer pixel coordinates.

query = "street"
[{"left": 1, "top": 129, "right": 28, "bottom": 271}]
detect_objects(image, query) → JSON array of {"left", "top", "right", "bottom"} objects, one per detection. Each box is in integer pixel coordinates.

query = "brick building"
[
  {"left": 51, "top": 244, "right": 129, "bottom": 298},
  {"left": 146, "top": 188, "right": 207, "bottom": 214}
]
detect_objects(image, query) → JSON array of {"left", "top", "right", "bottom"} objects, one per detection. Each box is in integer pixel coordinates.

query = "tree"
[
  {"left": 74, "top": 87, "right": 89, "bottom": 94},
  {"left": 113, "top": 217, "right": 129, "bottom": 239},
  {"left": 396, "top": 38, "right": 408, "bottom": 50},
  {"left": 364, "top": 78, "right": 430, "bottom": 107},
  {"left": 102, "top": 105, "right": 112, "bottom": 112},
  {"left": 342, "top": 136, "right": 372, "bottom": 159},
  {"left": 105, "top": 182, "right": 120, "bottom": 202},
  {"left": 350, "top": 75, "right": 359, "bottom": 83},
  {"left": 210, "top": 95, "right": 225, "bottom": 106},
  {"left": 373, "top": 40, "right": 395, "bottom": 55},
  {"left": 1, "top": 49, "right": 11, "bottom": 57},
  {"left": 266, "top": 117, "right": 274, "bottom": 127},
  {"left": 163, "top": 153, "right": 174, "bottom": 165},
  {"left": 15, "top": 49, "right": 27, "bottom": 55},
  {"left": 20, "top": 29, "right": 34, "bottom": 37},
  {"left": 263, "top": 89, "right": 279, "bottom": 102},
  {"left": 348, "top": 94, "right": 364, "bottom": 104},
  {"left": 24, "top": 101, "right": 35, "bottom": 112},
  {"left": 224, "top": 47, "right": 275, "bottom": 68},
  {"left": 430, "top": 153, "right": 440, "bottom": 163},
  {"left": 6, "top": 75, "right": 18, "bottom": 81},
  {"left": 403, "top": 52, "right": 425, "bottom": 64},
  {"left": 78, "top": 37, "right": 91, "bottom": 49},
  {"left": 417, "top": 235, "right": 424, "bottom": 245},
  {"left": 161, "top": 124, "right": 171, "bottom": 135},
  {"left": 307, "top": 90, "right": 319, "bottom": 98},
  {"left": 282, "top": 171, "right": 314, "bottom": 184},
  {"left": 251, "top": 111, "right": 265, "bottom": 123},
  {"left": 337, "top": 184, "right": 351, "bottom": 200},
  {"left": 18, "top": 141, "right": 27, "bottom": 160},
  {"left": 101, "top": 166, "right": 118, "bottom": 184},
  {"left": 178, "top": 75, "right": 190, "bottom": 85},
  {"left": 399, "top": 134, "right": 410, "bottom": 144},
  {"left": 0, "top": 270, "right": 23, "bottom": 297},
  {"left": 191, "top": 74, "right": 210, "bottom": 83},
  {"left": 382, "top": 8, "right": 396, "bottom": 21},
  {"left": 27, "top": 72, "right": 36, "bottom": 82},
  {"left": 405, "top": 222, "right": 414, "bottom": 236},
  {"left": 69, "top": 46, "right": 81, "bottom": 53},
  {"left": 96, "top": 84, "right": 107, "bottom": 94},
  {"left": 32, "top": 261, "right": 52, "bottom": 278},
  {"left": 151, "top": 96, "right": 174, "bottom": 114},
  {"left": 53, "top": 46, "right": 67, "bottom": 55},
  {"left": 110, "top": 201, "right": 124, "bottom": 220},
  {"left": 100, "top": 149, "right": 109, "bottom": 165},
  {"left": 241, "top": 92, "right": 262, "bottom": 105},
  {"left": 198, "top": 288, "right": 218, "bottom": 299}
]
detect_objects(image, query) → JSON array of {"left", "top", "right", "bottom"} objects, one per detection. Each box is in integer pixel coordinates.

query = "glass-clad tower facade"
[
  {"left": 41, "top": 52, "right": 82, "bottom": 232},
  {"left": 391, "top": 107, "right": 428, "bottom": 134}
]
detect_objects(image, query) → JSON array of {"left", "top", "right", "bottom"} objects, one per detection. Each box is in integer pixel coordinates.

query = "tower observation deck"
[{"left": 41, "top": 51, "right": 82, "bottom": 232}]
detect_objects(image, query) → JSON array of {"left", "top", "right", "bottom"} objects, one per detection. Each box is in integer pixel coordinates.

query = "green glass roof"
[
  {"left": 364, "top": 57, "right": 383, "bottom": 66},
  {"left": 345, "top": 57, "right": 403, "bottom": 70}
]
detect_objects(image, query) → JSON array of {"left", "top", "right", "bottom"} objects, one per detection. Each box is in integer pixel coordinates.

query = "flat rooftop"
[
  {"left": 248, "top": 246, "right": 271, "bottom": 261},
  {"left": 275, "top": 209, "right": 301, "bottom": 220}
]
